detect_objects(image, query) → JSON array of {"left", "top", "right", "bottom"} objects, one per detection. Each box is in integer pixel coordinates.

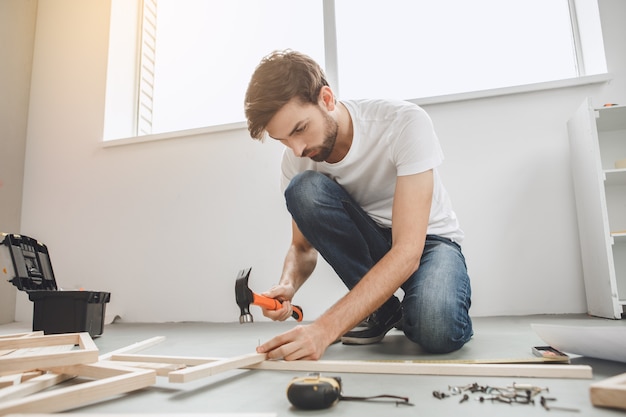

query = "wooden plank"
[
  {"left": 0, "top": 363, "right": 156, "bottom": 415},
  {"left": 98, "top": 336, "right": 165, "bottom": 361},
  {"left": 248, "top": 359, "right": 593, "bottom": 379},
  {"left": 0, "top": 371, "right": 44, "bottom": 388},
  {"left": 590, "top": 372, "right": 626, "bottom": 410},
  {"left": 111, "top": 353, "right": 593, "bottom": 380},
  {"left": 111, "top": 353, "right": 212, "bottom": 366},
  {"left": 0, "top": 333, "right": 98, "bottom": 374},
  {"left": 0, "top": 373, "right": 73, "bottom": 402},
  {"left": 0, "top": 332, "right": 44, "bottom": 358},
  {"left": 102, "top": 360, "right": 185, "bottom": 377},
  {"left": 168, "top": 353, "right": 267, "bottom": 383},
  {"left": 0, "top": 331, "right": 44, "bottom": 340}
]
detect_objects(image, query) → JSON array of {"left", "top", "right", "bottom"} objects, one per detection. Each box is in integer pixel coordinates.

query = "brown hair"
[{"left": 244, "top": 50, "right": 329, "bottom": 140}]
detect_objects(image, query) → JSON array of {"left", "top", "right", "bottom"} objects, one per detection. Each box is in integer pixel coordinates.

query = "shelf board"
[
  {"left": 605, "top": 169, "right": 626, "bottom": 186},
  {"left": 596, "top": 105, "right": 626, "bottom": 131}
]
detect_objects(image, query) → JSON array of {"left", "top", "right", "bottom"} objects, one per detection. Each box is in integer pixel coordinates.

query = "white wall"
[
  {"left": 0, "top": 0, "right": 37, "bottom": 324},
  {"left": 17, "top": 0, "right": 626, "bottom": 323}
]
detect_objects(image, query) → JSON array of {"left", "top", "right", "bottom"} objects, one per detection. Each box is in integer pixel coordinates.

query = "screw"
[
  {"left": 477, "top": 395, "right": 499, "bottom": 403},
  {"left": 512, "top": 383, "right": 549, "bottom": 396},
  {"left": 540, "top": 396, "right": 580, "bottom": 412},
  {"left": 459, "top": 394, "right": 469, "bottom": 403},
  {"left": 448, "top": 386, "right": 462, "bottom": 395},
  {"left": 433, "top": 390, "right": 449, "bottom": 400}
]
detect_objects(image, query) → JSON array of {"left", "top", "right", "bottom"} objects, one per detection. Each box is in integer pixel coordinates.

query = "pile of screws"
[{"left": 432, "top": 382, "right": 579, "bottom": 412}]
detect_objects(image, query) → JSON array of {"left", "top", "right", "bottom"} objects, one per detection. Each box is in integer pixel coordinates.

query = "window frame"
[{"left": 103, "top": 0, "right": 610, "bottom": 147}]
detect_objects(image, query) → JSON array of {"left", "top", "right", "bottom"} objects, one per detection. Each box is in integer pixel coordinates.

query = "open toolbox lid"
[{"left": 1, "top": 233, "right": 58, "bottom": 291}]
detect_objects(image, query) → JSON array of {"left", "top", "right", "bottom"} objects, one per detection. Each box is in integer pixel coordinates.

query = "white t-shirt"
[{"left": 280, "top": 99, "right": 464, "bottom": 243}]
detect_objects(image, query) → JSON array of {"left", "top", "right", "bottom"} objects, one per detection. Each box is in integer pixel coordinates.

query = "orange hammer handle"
[{"left": 252, "top": 293, "right": 303, "bottom": 322}]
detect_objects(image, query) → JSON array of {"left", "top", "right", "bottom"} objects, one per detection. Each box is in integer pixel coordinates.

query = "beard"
[{"left": 305, "top": 109, "right": 338, "bottom": 162}]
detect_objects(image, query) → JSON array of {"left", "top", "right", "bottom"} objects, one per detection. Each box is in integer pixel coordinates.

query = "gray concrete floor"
[{"left": 2, "top": 315, "right": 626, "bottom": 416}]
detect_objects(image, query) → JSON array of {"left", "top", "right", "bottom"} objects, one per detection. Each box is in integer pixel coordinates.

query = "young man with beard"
[{"left": 244, "top": 50, "right": 473, "bottom": 361}]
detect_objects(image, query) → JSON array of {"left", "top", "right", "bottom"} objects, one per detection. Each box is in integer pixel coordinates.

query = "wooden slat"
[
  {"left": 0, "top": 373, "right": 73, "bottom": 402},
  {"left": 105, "top": 361, "right": 185, "bottom": 377},
  {"left": 111, "top": 353, "right": 213, "bottom": 366},
  {"left": 111, "top": 353, "right": 593, "bottom": 380},
  {"left": 0, "top": 332, "right": 44, "bottom": 357},
  {"left": 98, "top": 336, "right": 165, "bottom": 361},
  {"left": 168, "top": 353, "right": 267, "bottom": 383},
  {"left": 249, "top": 359, "right": 593, "bottom": 379},
  {"left": 0, "top": 331, "right": 44, "bottom": 339},
  {"left": 590, "top": 372, "right": 626, "bottom": 410},
  {"left": 0, "top": 371, "right": 44, "bottom": 388}
]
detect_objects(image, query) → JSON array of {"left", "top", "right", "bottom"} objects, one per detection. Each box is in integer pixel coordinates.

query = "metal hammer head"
[{"left": 235, "top": 267, "right": 254, "bottom": 323}]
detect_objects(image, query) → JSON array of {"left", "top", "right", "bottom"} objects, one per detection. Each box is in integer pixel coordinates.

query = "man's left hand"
[{"left": 256, "top": 323, "right": 332, "bottom": 361}]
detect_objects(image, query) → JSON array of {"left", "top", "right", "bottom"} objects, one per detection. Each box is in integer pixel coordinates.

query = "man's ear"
[{"left": 319, "top": 86, "right": 336, "bottom": 111}]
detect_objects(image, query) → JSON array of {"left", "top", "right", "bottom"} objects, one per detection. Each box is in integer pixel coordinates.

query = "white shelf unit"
[{"left": 568, "top": 98, "right": 626, "bottom": 319}]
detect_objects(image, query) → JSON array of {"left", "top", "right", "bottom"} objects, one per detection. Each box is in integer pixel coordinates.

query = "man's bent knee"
[{"left": 404, "top": 322, "right": 471, "bottom": 354}]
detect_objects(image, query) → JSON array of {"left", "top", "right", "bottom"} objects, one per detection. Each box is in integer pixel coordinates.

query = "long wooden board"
[
  {"left": 109, "top": 353, "right": 593, "bottom": 380},
  {"left": 249, "top": 358, "right": 593, "bottom": 379}
]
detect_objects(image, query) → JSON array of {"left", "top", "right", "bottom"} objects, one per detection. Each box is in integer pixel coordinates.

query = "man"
[{"left": 244, "top": 50, "right": 472, "bottom": 361}]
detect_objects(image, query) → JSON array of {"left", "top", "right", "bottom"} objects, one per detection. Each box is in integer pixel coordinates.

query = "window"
[
  {"left": 146, "top": 0, "right": 324, "bottom": 135},
  {"left": 335, "top": 0, "right": 580, "bottom": 99},
  {"left": 104, "top": 0, "right": 607, "bottom": 141}
]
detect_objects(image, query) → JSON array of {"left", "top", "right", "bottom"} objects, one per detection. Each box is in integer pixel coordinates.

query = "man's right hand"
[{"left": 260, "top": 284, "right": 297, "bottom": 321}]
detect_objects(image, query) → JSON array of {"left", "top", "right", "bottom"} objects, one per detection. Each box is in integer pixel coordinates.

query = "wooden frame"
[
  {"left": 0, "top": 331, "right": 43, "bottom": 361},
  {"left": 590, "top": 372, "right": 626, "bottom": 410},
  {"left": 0, "top": 362, "right": 156, "bottom": 415},
  {"left": 109, "top": 353, "right": 593, "bottom": 380},
  {"left": 0, "top": 333, "right": 98, "bottom": 374},
  {"left": 0, "top": 336, "right": 165, "bottom": 406}
]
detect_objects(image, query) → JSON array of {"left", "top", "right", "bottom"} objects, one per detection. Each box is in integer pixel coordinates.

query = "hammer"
[{"left": 235, "top": 267, "right": 303, "bottom": 323}]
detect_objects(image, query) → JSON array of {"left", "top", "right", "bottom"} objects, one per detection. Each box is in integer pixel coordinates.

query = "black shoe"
[{"left": 341, "top": 299, "right": 403, "bottom": 345}]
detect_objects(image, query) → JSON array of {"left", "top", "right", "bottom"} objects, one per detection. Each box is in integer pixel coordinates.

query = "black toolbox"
[{"left": 0, "top": 233, "right": 110, "bottom": 337}]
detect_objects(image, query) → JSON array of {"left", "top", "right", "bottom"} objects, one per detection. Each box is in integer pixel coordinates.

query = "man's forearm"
[
  {"left": 314, "top": 244, "right": 422, "bottom": 342},
  {"left": 280, "top": 244, "right": 317, "bottom": 292}
]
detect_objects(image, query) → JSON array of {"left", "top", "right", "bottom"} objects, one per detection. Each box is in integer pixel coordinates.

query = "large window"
[
  {"left": 104, "top": 0, "right": 607, "bottom": 141},
  {"left": 147, "top": 0, "right": 324, "bottom": 135},
  {"left": 336, "top": 0, "right": 579, "bottom": 99}
]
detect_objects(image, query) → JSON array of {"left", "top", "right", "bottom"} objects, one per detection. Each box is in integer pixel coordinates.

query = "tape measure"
[
  {"left": 286, "top": 373, "right": 342, "bottom": 410},
  {"left": 286, "top": 373, "right": 413, "bottom": 410}
]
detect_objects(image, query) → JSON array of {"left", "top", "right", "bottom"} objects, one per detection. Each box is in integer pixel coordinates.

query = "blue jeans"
[{"left": 285, "top": 170, "right": 473, "bottom": 353}]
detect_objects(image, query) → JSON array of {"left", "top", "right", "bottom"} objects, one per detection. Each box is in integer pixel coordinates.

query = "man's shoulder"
[{"left": 343, "top": 99, "right": 426, "bottom": 121}]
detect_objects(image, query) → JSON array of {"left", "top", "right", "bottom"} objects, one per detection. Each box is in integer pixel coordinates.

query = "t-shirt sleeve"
[{"left": 392, "top": 106, "right": 444, "bottom": 176}]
